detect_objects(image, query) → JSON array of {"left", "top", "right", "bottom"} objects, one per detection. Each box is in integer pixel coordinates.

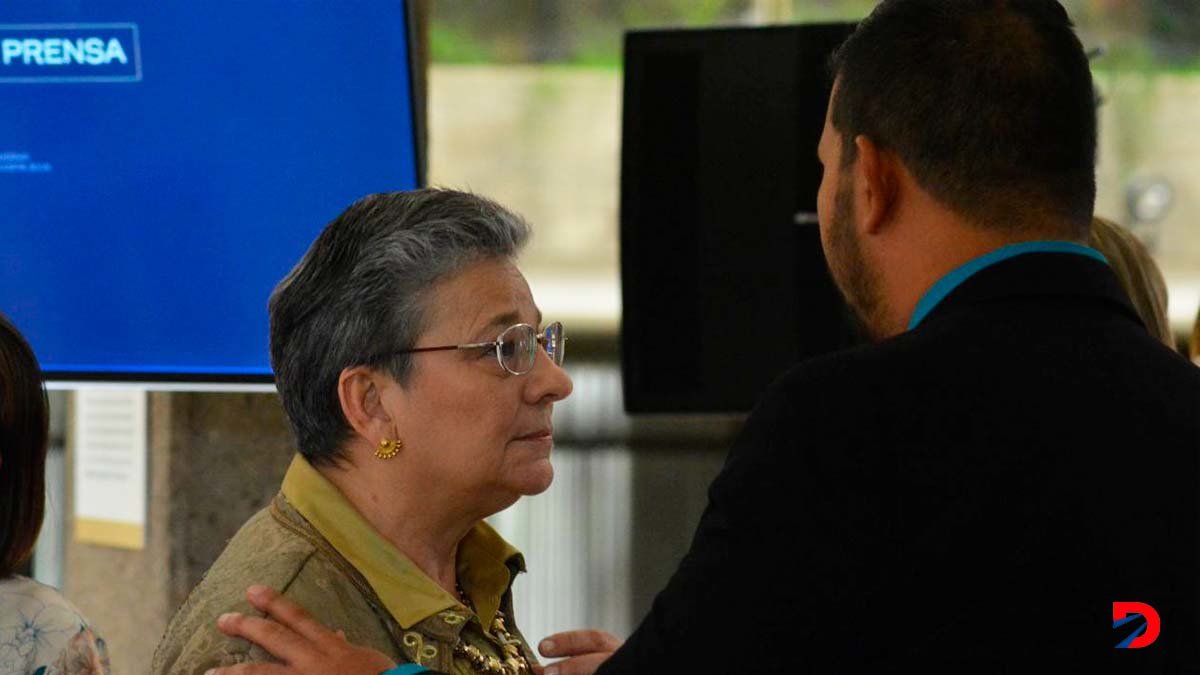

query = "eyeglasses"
[{"left": 392, "top": 322, "right": 565, "bottom": 376}]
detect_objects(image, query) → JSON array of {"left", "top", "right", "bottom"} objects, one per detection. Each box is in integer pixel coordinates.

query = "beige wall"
[{"left": 64, "top": 393, "right": 294, "bottom": 675}]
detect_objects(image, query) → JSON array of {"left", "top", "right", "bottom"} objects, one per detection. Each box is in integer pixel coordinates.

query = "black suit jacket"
[{"left": 599, "top": 253, "right": 1200, "bottom": 673}]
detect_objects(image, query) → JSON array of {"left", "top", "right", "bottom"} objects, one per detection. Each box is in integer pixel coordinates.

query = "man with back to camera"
[
  {"left": 528, "top": 0, "right": 1199, "bottom": 671},
  {"left": 207, "top": 0, "right": 1200, "bottom": 672}
]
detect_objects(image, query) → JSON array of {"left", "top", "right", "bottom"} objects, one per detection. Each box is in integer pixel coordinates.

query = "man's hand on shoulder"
[{"left": 203, "top": 585, "right": 396, "bottom": 675}]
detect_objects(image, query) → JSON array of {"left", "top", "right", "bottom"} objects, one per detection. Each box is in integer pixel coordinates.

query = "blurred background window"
[{"left": 1063, "top": 0, "right": 1200, "bottom": 330}]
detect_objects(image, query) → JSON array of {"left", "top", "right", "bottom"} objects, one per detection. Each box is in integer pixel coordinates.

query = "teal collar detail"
[{"left": 907, "top": 241, "right": 1108, "bottom": 330}]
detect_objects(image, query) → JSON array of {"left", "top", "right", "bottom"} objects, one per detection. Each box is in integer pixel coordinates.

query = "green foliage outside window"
[{"left": 429, "top": 1, "right": 1200, "bottom": 72}]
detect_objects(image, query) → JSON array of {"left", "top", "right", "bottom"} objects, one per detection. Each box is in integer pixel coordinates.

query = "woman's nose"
[{"left": 526, "top": 345, "right": 573, "bottom": 403}]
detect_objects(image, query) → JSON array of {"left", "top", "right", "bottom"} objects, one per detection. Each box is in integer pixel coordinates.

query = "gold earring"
[{"left": 375, "top": 438, "right": 402, "bottom": 459}]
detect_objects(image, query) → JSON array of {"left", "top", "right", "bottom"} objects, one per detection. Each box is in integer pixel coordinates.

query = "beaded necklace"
[{"left": 455, "top": 583, "right": 532, "bottom": 675}]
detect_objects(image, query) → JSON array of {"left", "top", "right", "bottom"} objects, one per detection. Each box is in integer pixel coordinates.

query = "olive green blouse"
[{"left": 151, "top": 455, "right": 538, "bottom": 675}]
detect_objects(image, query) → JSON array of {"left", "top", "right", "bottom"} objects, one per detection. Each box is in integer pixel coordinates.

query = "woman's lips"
[{"left": 513, "top": 429, "right": 553, "bottom": 441}]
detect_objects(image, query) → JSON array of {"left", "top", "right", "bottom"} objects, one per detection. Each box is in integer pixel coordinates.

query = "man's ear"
[
  {"left": 337, "top": 365, "right": 395, "bottom": 446},
  {"left": 854, "top": 134, "right": 899, "bottom": 236}
]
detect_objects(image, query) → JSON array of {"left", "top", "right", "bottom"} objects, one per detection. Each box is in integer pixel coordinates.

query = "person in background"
[
  {"left": 1089, "top": 216, "right": 1174, "bottom": 347},
  {"left": 151, "top": 189, "right": 573, "bottom": 675},
  {"left": 1191, "top": 305, "right": 1200, "bottom": 365},
  {"left": 0, "top": 312, "right": 110, "bottom": 674}
]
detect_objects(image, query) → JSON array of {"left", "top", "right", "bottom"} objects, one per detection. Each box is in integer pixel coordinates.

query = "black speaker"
[{"left": 620, "top": 23, "right": 860, "bottom": 414}]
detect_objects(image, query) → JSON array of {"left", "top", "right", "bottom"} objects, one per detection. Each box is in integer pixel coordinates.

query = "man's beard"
[{"left": 826, "top": 182, "right": 886, "bottom": 340}]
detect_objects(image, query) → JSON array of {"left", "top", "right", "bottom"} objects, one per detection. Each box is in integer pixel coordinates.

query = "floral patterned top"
[{"left": 0, "top": 576, "right": 109, "bottom": 675}]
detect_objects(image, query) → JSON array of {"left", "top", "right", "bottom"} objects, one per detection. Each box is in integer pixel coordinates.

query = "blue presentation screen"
[{"left": 0, "top": 1, "right": 420, "bottom": 381}]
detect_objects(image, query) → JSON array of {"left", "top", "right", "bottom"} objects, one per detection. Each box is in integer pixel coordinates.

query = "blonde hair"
[
  {"left": 1088, "top": 217, "right": 1173, "bottom": 348},
  {"left": 1191, "top": 307, "right": 1200, "bottom": 364}
]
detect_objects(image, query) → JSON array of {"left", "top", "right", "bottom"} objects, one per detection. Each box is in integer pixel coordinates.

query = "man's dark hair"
[
  {"left": 831, "top": 0, "right": 1097, "bottom": 236},
  {"left": 0, "top": 312, "right": 48, "bottom": 579}
]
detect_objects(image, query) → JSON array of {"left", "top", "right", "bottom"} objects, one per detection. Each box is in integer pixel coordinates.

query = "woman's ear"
[
  {"left": 853, "top": 134, "right": 899, "bottom": 236},
  {"left": 337, "top": 366, "right": 394, "bottom": 445}
]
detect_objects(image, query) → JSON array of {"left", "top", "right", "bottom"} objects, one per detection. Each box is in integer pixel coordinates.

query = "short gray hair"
[{"left": 269, "top": 188, "right": 531, "bottom": 466}]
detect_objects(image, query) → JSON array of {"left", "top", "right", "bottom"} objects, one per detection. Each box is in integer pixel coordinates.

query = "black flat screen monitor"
[
  {"left": 620, "top": 23, "right": 861, "bottom": 414},
  {"left": 0, "top": 1, "right": 424, "bottom": 383}
]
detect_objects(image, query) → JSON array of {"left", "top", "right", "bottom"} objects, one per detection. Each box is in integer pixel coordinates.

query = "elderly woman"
[{"left": 151, "top": 189, "right": 573, "bottom": 675}]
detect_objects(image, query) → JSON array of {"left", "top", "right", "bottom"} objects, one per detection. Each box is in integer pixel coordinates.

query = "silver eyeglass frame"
[{"left": 387, "top": 321, "right": 565, "bottom": 376}]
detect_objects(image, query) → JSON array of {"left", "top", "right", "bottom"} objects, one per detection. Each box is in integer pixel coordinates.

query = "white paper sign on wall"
[{"left": 73, "top": 388, "right": 147, "bottom": 550}]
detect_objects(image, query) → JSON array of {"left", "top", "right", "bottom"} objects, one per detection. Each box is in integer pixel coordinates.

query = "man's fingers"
[
  {"left": 245, "top": 585, "right": 336, "bottom": 647},
  {"left": 543, "top": 652, "right": 614, "bottom": 675},
  {"left": 538, "top": 629, "right": 623, "bottom": 658},
  {"left": 204, "top": 663, "right": 291, "bottom": 675},
  {"left": 216, "top": 612, "right": 311, "bottom": 664}
]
